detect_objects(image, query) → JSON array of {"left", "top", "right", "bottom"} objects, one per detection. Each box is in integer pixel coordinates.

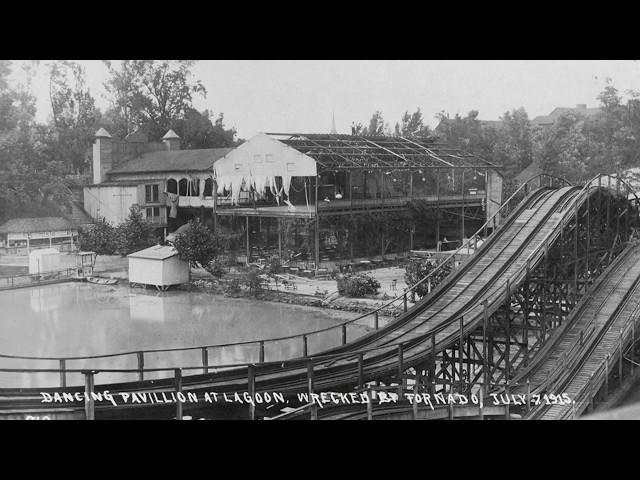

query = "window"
[
  {"left": 204, "top": 178, "right": 214, "bottom": 197},
  {"left": 145, "top": 207, "right": 161, "bottom": 220},
  {"left": 265, "top": 154, "right": 274, "bottom": 163},
  {"left": 253, "top": 154, "right": 263, "bottom": 163},
  {"left": 286, "top": 163, "right": 296, "bottom": 172},
  {"left": 145, "top": 184, "right": 159, "bottom": 203}
]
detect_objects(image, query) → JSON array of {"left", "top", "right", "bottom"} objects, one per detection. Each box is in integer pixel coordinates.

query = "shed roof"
[
  {"left": 265, "top": 133, "right": 498, "bottom": 170},
  {"left": 108, "top": 148, "right": 233, "bottom": 174},
  {"left": 127, "top": 245, "right": 180, "bottom": 260},
  {"left": 0, "top": 217, "right": 75, "bottom": 234}
]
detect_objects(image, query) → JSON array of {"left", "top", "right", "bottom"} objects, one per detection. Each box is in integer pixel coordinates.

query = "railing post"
[
  {"left": 403, "top": 293, "right": 408, "bottom": 312},
  {"left": 137, "top": 351, "right": 144, "bottom": 382},
  {"left": 619, "top": 329, "right": 624, "bottom": 383},
  {"left": 632, "top": 323, "right": 636, "bottom": 376},
  {"left": 357, "top": 352, "right": 364, "bottom": 388},
  {"left": 374, "top": 311, "right": 379, "bottom": 330},
  {"left": 504, "top": 381, "right": 511, "bottom": 420},
  {"left": 605, "top": 354, "right": 609, "bottom": 398},
  {"left": 248, "top": 364, "right": 256, "bottom": 420},
  {"left": 83, "top": 371, "right": 95, "bottom": 420},
  {"left": 458, "top": 316, "right": 464, "bottom": 392},
  {"left": 430, "top": 333, "right": 436, "bottom": 395},
  {"left": 307, "top": 361, "right": 317, "bottom": 420},
  {"left": 175, "top": 368, "right": 183, "bottom": 420},
  {"left": 397, "top": 343, "right": 404, "bottom": 396},
  {"left": 259, "top": 341, "right": 265, "bottom": 363},
  {"left": 366, "top": 386, "right": 373, "bottom": 420},
  {"left": 342, "top": 324, "right": 347, "bottom": 345},
  {"left": 482, "top": 301, "right": 489, "bottom": 392},
  {"left": 59, "top": 359, "right": 67, "bottom": 388},
  {"left": 478, "top": 386, "right": 484, "bottom": 420},
  {"left": 201, "top": 347, "right": 208, "bottom": 374},
  {"left": 302, "top": 335, "right": 308, "bottom": 357},
  {"left": 526, "top": 379, "right": 531, "bottom": 414}
]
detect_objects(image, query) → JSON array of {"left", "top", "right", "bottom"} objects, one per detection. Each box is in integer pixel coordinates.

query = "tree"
[
  {"left": 115, "top": 205, "right": 158, "bottom": 255},
  {"left": 103, "top": 60, "right": 207, "bottom": 141},
  {"left": 78, "top": 218, "right": 118, "bottom": 255},
  {"left": 46, "top": 61, "right": 99, "bottom": 173},
  {"left": 404, "top": 257, "right": 452, "bottom": 301},
  {"left": 172, "top": 219, "right": 219, "bottom": 269},
  {"left": 435, "top": 110, "right": 495, "bottom": 161},
  {"left": 362, "top": 111, "right": 387, "bottom": 136},
  {"left": 492, "top": 108, "right": 534, "bottom": 179},
  {"left": 172, "top": 108, "right": 236, "bottom": 149},
  {"left": 394, "top": 108, "right": 432, "bottom": 137}
]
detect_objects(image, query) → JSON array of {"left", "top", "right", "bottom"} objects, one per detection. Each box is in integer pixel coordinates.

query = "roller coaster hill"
[{"left": 1, "top": 173, "right": 640, "bottom": 420}]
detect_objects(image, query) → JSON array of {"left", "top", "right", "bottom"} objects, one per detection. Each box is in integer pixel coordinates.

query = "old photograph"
[{"left": 1, "top": 60, "right": 639, "bottom": 420}]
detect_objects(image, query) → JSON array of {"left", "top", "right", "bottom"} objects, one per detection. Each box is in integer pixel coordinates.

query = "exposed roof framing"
[{"left": 266, "top": 133, "right": 498, "bottom": 171}]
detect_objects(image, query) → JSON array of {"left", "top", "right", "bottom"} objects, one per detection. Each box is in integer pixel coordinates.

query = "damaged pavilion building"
[{"left": 84, "top": 128, "right": 503, "bottom": 270}]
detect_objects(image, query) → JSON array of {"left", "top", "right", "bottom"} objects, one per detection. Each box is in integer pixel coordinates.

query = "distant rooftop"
[
  {"left": 108, "top": 147, "right": 234, "bottom": 174},
  {"left": 532, "top": 104, "right": 602, "bottom": 126},
  {"left": 0, "top": 217, "right": 75, "bottom": 234}
]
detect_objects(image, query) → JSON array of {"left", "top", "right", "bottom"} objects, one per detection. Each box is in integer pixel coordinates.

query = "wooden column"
[
  {"left": 435, "top": 209, "right": 440, "bottom": 249},
  {"left": 213, "top": 179, "right": 217, "bottom": 231},
  {"left": 278, "top": 218, "right": 282, "bottom": 258},
  {"left": 409, "top": 171, "right": 413, "bottom": 198},
  {"left": 246, "top": 216, "right": 250, "bottom": 262},
  {"left": 461, "top": 169, "right": 465, "bottom": 240},
  {"left": 314, "top": 176, "right": 320, "bottom": 271},
  {"left": 84, "top": 371, "right": 95, "bottom": 420}
]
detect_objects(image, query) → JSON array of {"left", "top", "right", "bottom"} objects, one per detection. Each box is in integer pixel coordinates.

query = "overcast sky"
[{"left": 9, "top": 60, "right": 640, "bottom": 139}]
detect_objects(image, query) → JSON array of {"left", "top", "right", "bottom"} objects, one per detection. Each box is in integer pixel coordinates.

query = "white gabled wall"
[
  {"left": 213, "top": 133, "right": 317, "bottom": 205},
  {"left": 83, "top": 185, "right": 139, "bottom": 225}
]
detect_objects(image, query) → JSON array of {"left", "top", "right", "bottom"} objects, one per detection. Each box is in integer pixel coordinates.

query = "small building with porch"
[
  {"left": 0, "top": 217, "right": 78, "bottom": 255},
  {"left": 84, "top": 128, "right": 232, "bottom": 238}
]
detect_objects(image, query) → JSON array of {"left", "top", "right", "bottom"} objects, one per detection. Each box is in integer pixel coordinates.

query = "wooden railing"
[{"left": 0, "top": 268, "right": 78, "bottom": 291}]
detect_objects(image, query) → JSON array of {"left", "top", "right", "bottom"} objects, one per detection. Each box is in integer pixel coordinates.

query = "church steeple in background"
[{"left": 330, "top": 111, "right": 337, "bottom": 134}]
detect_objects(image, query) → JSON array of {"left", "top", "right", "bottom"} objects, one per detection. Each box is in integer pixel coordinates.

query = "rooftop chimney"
[
  {"left": 162, "top": 129, "right": 181, "bottom": 151},
  {"left": 92, "top": 128, "right": 113, "bottom": 184}
]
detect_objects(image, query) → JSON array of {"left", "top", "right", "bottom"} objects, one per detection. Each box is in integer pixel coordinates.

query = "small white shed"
[
  {"left": 28, "top": 248, "right": 61, "bottom": 274},
  {"left": 127, "top": 245, "right": 189, "bottom": 290}
]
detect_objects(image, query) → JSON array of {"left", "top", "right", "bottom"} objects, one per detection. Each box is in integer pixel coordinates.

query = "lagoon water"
[{"left": 0, "top": 282, "right": 365, "bottom": 388}]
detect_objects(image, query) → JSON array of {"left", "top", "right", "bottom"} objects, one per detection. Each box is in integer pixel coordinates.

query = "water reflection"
[{"left": 0, "top": 282, "right": 364, "bottom": 388}]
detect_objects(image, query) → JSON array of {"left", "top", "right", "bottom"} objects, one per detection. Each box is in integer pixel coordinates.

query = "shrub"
[
  {"left": 225, "top": 278, "right": 242, "bottom": 294},
  {"left": 78, "top": 218, "right": 118, "bottom": 255},
  {"left": 115, "top": 206, "right": 158, "bottom": 255},
  {"left": 266, "top": 255, "right": 282, "bottom": 275},
  {"left": 336, "top": 273, "right": 381, "bottom": 297},
  {"left": 404, "top": 257, "right": 452, "bottom": 300},
  {"left": 173, "top": 219, "right": 218, "bottom": 269},
  {"left": 241, "top": 267, "right": 264, "bottom": 296},
  {"left": 205, "top": 258, "right": 227, "bottom": 278}
]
